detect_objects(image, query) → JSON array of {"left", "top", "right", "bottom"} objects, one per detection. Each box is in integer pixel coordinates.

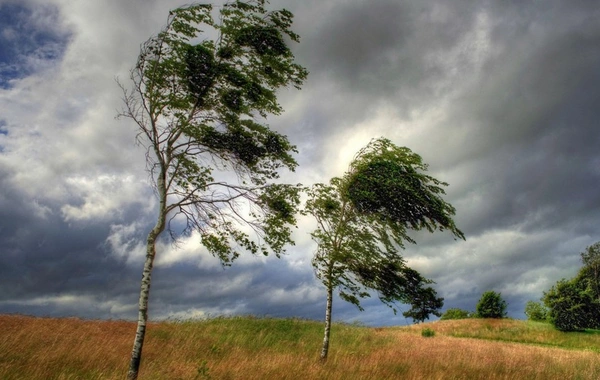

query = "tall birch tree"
[
  {"left": 304, "top": 138, "right": 464, "bottom": 361},
  {"left": 119, "top": 2, "right": 307, "bottom": 378}
]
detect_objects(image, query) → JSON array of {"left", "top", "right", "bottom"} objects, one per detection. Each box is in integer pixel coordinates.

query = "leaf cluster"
[
  {"left": 440, "top": 308, "right": 472, "bottom": 320},
  {"left": 344, "top": 138, "right": 464, "bottom": 239},
  {"left": 524, "top": 300, "right": 548, "bottom": 322},
  {"left": 120, "top": 1, "right": 307, "bottom": 263}
]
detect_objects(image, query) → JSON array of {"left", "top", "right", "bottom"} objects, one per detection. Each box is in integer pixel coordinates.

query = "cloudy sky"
[{"left": 1, "top": 0, "right": 599, "bottom": 326}]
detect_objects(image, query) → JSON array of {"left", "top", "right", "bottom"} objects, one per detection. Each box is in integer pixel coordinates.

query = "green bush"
[
  {"left": 476, "top": 291, "right": 507, "bottom": 318},
  {"left": 421, "top": 328, "right": 435, "bottom": 337},
  {"left": 540, "top": 242, "right": 600, "bottom": 332},
  {"left": 440, "top": 308, "right": 472, "bottom": 320},
  {"left": 543, "top": 278, "right": 600, "bottom": 331},
  {"left": 524, "top": 300, "right": 548, "bottom": 322}
]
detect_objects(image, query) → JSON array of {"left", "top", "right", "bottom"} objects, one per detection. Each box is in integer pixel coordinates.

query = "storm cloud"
[{"left": 1, "top": 0, "right": 599, "bottom": 325}]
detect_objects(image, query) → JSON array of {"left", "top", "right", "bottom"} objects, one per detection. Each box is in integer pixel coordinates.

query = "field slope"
[{"left": 1, "top": 314, "right": 599, "bottom": 379}]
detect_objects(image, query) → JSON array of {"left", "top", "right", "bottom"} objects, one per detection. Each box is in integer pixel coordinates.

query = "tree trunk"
[
  {"left": 127, "top": 169, "right": 167, "bottom": 380},
  {"left": 320, "top": 282, "right": 333, "bottom": 361},
  {"left": 126, "top": 225, "right": 161, "bottom": 380}
]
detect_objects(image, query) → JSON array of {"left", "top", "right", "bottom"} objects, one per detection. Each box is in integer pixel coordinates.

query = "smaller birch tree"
[{"left": 304, "top": 138, "right": 464, "bottom": 361}]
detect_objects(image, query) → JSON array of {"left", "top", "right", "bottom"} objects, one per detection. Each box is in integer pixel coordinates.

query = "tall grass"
[
  {"left": 1, "top": 314, "right": 599, "bottom": 379},
  {"left": 402, "top": 318, "right": 600, "bottom": 352}
]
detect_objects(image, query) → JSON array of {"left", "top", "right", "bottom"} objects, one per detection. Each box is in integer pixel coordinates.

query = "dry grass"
[{"left": 1, "top": 314, "right": 599, "bottom": 379}]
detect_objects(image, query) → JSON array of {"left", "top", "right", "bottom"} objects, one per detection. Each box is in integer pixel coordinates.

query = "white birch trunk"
[
  {"left": 127, "top": 170, "right": 167, "bottom": 380},
  {"left": 320, "top": 281, "right": 333, "bottom": 361}
]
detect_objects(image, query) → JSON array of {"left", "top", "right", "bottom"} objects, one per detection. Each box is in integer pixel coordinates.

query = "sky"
[{"left": 1, "top": 0, "right": 599, "bottom": 327}]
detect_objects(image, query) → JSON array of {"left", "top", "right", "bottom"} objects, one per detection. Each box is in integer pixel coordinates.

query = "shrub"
[
  {"left": 476, "top": 291, "right": 507, "bottom": 318},
  {"left": 421, "top": 328, "right": 435, "bottom": 337},
  {"left": 543, "top": 278, "right": 599, "bottom": 331},
  {"left": 540, "top": 243, "right": 600, "bottom": 332},
  {"left": 440, "top": 308, "right": 471, "bottom": 320},
  {"left": 524, "top": 300, "right": 548, "bottom": 322}
]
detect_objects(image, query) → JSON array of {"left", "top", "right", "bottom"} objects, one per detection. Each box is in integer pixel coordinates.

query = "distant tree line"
[
  {"left": 441, "top": 243, "right": 600, "bottom": 332},
  {"left": 440, "top": 290, "right": 507, "bottom": 320}
]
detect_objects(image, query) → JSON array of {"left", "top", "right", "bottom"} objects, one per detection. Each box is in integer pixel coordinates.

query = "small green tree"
[
  {"left": 119, "top": 2, "right": 307, "bottom": 379},
  {"left": 524, "top": 300, "right": 548, "bottom": 322},
  {"left": 304, "top": 138, "right": 464, "bottom": 361},
  {"left": 440, "top": 308, "right": 471, "bottom": 320},
  {"left": 476, "top": 291, "right": 507, "bottom": 318}
]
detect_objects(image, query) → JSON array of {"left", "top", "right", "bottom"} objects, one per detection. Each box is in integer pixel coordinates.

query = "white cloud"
[
  {"left": 61, "top": 174, "right": 152, "bottom": 222},
  {"left": 257, "top": 282, "right": 323, "bottom": 306},
  {"left": 0, "top": 293, "right": 85, "bottom": 307},
  {"left": 0, "top": 293, "right": 138, "bottom": 318},
  {"left": 157, "top": 305, "right": 247, "bottom": 321},
  {"left": 155, "top": 231, "right": 223, "bottom": 269},
  {"left": 106, "top": 222, "right": 147, "bottom": 265}
]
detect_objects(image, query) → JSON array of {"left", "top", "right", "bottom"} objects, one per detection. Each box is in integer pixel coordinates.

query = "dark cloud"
[
  {"left": 307, "top": 1, "right": 476, "bottom": 94},
  {"left": 0, "top": 207, "right": 132, "bottom": 317},
  {"left": 1, "top": 0, "right": 600, "bottom": 327}
]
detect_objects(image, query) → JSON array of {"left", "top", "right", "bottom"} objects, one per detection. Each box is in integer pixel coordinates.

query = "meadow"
[{"left": 1, "top": 314, "right": 599, "bottom": 379}]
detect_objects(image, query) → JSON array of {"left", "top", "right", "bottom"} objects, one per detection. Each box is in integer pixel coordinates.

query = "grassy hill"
[{"left": 1, "top": 314, "right": 599, "bottom": 379}]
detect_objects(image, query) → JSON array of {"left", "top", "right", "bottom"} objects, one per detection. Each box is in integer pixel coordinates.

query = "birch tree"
[
  {"left": 119, "top": 2, "right": 307, "bottom": 378},
  {"left": 304, "top": 138, "right": 464, "bottom": 361}
]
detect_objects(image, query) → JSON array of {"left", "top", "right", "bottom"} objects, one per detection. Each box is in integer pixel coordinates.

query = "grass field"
[{"left": 1, "top": 314, "right": 599, "bottom": 379}]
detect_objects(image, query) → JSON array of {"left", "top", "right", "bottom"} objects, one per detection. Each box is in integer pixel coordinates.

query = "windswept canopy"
[
  {"left": 306, "top": 137, "right": 464, "bottom": 319},
  {"left": 120, "top": 1, "right": 308, "bottom": 261},
  {"left": 344, "top": 138, "right": 465, "bottom": 237}
]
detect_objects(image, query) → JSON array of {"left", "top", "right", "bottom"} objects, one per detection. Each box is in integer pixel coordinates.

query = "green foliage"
[
  {"left": 440, "top": 308, "right": 472, "bottom": 320},
  {"left": 421, "top": 328, "right": 435, "bottom": 337},
  {"left": 120, "top": 1, "right": 308, "bottom": 260},
  {"left": 344, "top": 138, "right": 465, "bottom": 238},
  {"left": 388, "top": 268, "right": 445, "bottom": 323},
  {"left": 304, "top": 138, "right": 464, "bottom": 320},
  {"left": 476, "top": 291, "right": 507, "bottom": 319},
  {"left": 304, "top": 138, "right": 464, "bottom": 359},
  {"left": 542, "top": 242, "right": 600, "bottom": 332},
  {"left": 121, "top": 3, "right": 307, "bottom": 377},
  {"left": 524, "top": 300, "right": 548, "bottom": 322},
  {"left": 544, "top": 278, "right": 600, "bottom": 332},
  {"left": 579, "top": 242, "right": 600, "bottom": 302}
]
